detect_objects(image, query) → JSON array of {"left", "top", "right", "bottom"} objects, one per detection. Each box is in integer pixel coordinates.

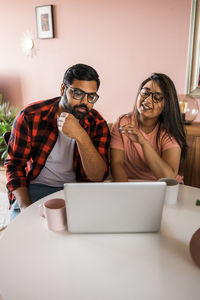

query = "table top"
[{"left": 0, "top": 184, "right": 200, "bottom": 300}]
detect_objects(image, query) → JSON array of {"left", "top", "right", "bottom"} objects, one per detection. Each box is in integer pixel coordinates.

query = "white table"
[{"left": 0, "top": 185, "right": 200, "bottom": 300}]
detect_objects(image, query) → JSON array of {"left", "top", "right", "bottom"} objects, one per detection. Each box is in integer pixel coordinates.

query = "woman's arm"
[
  {"left": 120, "top": 113, "right": 181, "bottom": 179},
  {"left": 141, "top": 141, "right": 181, "bottom": 179},
  {"left": 110, "top": 148, "right": 128, "bottom": 182}
]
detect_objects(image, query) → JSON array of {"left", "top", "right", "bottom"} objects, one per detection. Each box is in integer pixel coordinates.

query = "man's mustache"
[{"left": 74, "top": 104, "right": 89, "bottom": 112}]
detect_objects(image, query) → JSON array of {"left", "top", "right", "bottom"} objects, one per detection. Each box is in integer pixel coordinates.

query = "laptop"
[{"left": 64, "top": 182, "right": 166, "bottom": 233}]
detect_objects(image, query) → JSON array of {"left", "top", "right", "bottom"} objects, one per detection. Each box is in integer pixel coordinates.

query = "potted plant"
[{"left": 0, "top": 94, "right": 19, "bottom": 163}]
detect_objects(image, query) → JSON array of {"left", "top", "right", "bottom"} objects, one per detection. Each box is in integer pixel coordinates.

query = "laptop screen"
[{"left": 64, "top": 182, "right": 166, "bottom": 233}]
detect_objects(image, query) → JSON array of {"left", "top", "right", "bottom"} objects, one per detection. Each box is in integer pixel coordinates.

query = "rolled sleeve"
[{"left": 5, "top": 111, "right": 31, "bottom": 193}]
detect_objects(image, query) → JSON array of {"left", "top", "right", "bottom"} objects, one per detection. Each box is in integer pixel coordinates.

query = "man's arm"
[
  {"left": 12, "top": 187, "right": 31, "bottom": 210},
  {"left": 76, "top": 129, "right": 106, "bottom": 181},
  {"left": 5, "top": 111, "right": 32, "bottom": 207},
  {"left": 58, "top": 112, "right": 109, "bottom": 181}
]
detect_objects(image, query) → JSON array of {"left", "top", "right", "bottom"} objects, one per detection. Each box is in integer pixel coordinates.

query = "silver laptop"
[{"left": 64, "top": 182, "right": 166, "bottom": 233}]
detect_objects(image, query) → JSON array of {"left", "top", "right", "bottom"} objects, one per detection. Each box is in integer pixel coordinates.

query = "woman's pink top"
[{"left": 110, "top": 114, "right": 183, "bottom": 182}]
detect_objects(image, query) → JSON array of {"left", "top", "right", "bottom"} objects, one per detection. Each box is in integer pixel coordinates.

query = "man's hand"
[
  {"left": 13, "top": 187, "right": 32, "bottom": 210},
  {"left": 20, "top": 206, "right": 28, "bottom": 212},
  {"left": 57, "top": 112, "right": 86, "bottom": 141},
  {"left": 119, "top": 113, "right": 147, "bottom": 145}
]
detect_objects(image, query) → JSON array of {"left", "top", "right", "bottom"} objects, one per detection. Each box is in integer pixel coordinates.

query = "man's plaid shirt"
[{"left": 5, "top": 97, "right": 110, "bottom": 204}]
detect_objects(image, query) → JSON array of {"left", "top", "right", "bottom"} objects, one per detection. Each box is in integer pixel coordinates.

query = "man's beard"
[
  {"left": 71, "top": 104, "right": 89, "bottom": 119},
  {"left": 62, "top": 93, "right": 89, "bottom": 120}
]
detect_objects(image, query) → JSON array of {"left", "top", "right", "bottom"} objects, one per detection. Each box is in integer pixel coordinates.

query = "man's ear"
[{"left": 60, "top": 83, "right": 66, "bottom": 96}]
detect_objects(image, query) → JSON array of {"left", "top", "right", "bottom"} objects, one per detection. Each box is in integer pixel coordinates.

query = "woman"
[{"left": 110, "top": 73, "right": 187, "bottom": 182}]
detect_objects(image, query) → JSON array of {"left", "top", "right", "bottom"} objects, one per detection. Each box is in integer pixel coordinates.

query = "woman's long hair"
[{"left": 132, "top": 73, "right": 187, "bottom": 173}]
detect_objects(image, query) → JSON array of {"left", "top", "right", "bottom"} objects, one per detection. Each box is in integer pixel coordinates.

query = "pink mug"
[{"left": 38, "top": 198, "right": 67, "bottom": 231}]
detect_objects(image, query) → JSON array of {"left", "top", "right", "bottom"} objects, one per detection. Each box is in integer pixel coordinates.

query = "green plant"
[{"left": 0, "top": 94, "right": 19, "bottom": 162}]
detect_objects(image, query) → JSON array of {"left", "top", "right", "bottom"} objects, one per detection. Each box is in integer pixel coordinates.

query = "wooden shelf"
[
  {"left": 183, "top": 122, "right": 200, "bottom": 188},
  {"left": 185, "top": 122, "right": 200, "bottom": 137}
]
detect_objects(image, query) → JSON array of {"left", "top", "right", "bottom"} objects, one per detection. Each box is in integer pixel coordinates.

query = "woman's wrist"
[{"left": 140, "top": 138, "right": 149, "bottom": 147}]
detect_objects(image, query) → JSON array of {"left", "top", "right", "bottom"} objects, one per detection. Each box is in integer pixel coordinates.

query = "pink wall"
[{"left": 1, "top": 0, "right": 197, "bottom": 122}]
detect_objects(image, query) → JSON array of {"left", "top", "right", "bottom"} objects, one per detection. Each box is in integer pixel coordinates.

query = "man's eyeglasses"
[
  {"left": 140, "top": 88, "right": 164, "bottom": 103},
  {"left": 67, "top": 86, "right": 99, "bottom": 104}
]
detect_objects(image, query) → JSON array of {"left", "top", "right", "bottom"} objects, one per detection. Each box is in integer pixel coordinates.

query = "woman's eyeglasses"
[
  {"left": 67, "top": 86, "right": 99, "bottom": 104},
  {"left": 140, "top": 88, "right": 164, "bottom": 103}
]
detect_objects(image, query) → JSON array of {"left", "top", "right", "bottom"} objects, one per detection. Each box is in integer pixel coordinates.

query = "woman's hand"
[{"left": 119, "top": 113, "right": 147, "bottom": 145}]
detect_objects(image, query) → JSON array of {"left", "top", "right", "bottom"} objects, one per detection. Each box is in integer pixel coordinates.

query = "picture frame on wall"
[{"left": 35, "top": 5, "right": 54, "bottom": 39}]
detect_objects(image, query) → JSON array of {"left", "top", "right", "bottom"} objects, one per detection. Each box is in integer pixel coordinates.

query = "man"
[{"left": 5, "top": 64, "right": 110, "bottom": 220}]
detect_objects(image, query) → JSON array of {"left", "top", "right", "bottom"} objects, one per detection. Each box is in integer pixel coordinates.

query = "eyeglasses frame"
[
  {"left": 140, "top": 88, "right": 164, "bottom": 104},
  {"left": 66, "top": 85, "right": 99, "bottom": 104}
]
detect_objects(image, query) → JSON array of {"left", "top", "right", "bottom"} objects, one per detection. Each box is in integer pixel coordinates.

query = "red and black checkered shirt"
[{"left": 5, "top": 97, "right": 110, "bottom": 204}]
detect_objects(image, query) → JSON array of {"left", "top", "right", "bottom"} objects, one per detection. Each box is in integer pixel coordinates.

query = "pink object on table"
[{"left": 38, "top": 198, "right": 67, "bottom": 231}]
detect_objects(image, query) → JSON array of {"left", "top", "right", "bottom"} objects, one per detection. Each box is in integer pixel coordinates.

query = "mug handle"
[{"left": 38, "top": 204, "right": 45, "bottom": 218}]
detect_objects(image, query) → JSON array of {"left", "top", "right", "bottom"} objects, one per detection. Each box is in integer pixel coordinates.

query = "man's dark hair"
[{"left": 63, "top": 63, "right": 100, "bottom": 89}]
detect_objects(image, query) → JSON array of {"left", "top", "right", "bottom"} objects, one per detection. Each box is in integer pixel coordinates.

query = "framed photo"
[{"left": 35, "top": 5, "right": 54, "bottom": 39}]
